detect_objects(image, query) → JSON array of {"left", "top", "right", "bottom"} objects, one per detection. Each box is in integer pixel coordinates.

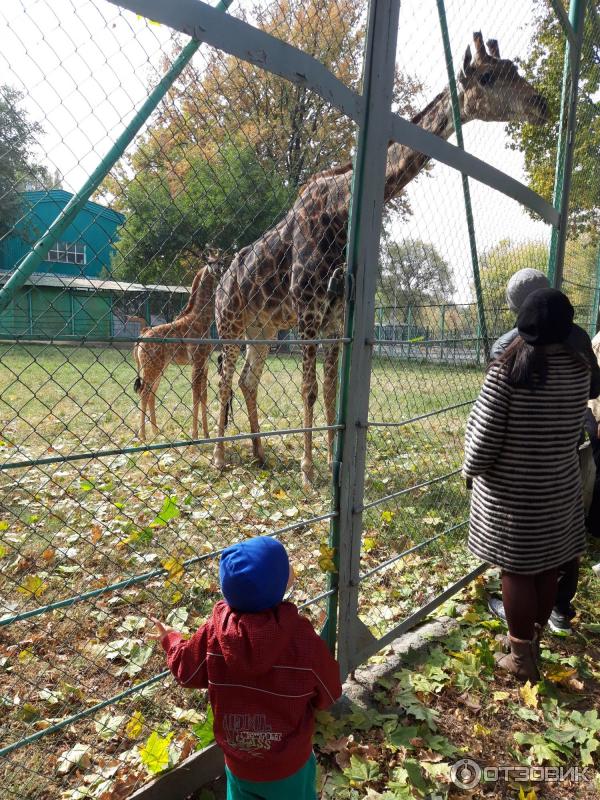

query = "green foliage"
[
  {"left": 152, "top": 495, "right": 180, "bottom": 527},
  {"left": 192, "top": 707, "right": 215, "bottom": 750},
  {"left": 515, "top": 703, "right": 600, "bottom": 767},
  {"left": 508, "top": 0, "right": 600, "bottom": 236},
  {"left": 0, "top": 84, "right": 54, "bottom": 237},
  {"left": 477, "top": 236, "right": 600, "bottom": 334},
  {"left": 377, "top": 238, "right": 455, "bottom": 329}
]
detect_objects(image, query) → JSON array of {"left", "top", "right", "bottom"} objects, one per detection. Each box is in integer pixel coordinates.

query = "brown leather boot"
[{"left": 494, "top": 635, "right": 540, "bottom": 683}]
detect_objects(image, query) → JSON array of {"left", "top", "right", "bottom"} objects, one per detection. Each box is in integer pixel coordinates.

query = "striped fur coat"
[{"left": 463, "top": 346, "right": 590, "bottom": 574}]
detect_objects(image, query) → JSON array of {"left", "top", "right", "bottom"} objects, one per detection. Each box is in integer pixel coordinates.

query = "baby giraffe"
[{"left": 134, "top": 258, "right": 220, "bottom": 441}]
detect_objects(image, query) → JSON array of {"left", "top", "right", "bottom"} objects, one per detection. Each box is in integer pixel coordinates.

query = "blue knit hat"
[{"left": 219, "top": 536, "right": 290, "bottom": 613}]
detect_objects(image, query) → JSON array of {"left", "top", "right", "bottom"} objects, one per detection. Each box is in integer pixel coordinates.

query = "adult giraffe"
[{"left": 213, "top": 34, "right": 549, "bottom": 488}]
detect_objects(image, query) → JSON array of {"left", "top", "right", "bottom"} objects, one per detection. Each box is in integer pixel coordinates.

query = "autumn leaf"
[
  {"left": 94, "top": 713, "right": 126, "bottom": 741},
  {"left": 520, "top": 681, "right": 539, "bottom": 709},
  {"left": 91, "top": 524, "right": 103, "bottom": 543},
  {"left": 56, "top": 743, "right": 91, "bottom": 775},
  {"left": 318, "top": 543, "right": 336, "bottom": 573},
  {"left": 17, "top": 575, "right": 47, "bottom": 598},
  {"left": 342, "top": 754, "right": 381, "bottom": 783},
  {"left": 125, "top": 710, "right": 144, "bottom": 739},
  {"left": 0, "top": 521, "right": 9, "bottom": 531},
  {"left": 519, "top": 787, "right": 538, "bottom": 800},
  {"left": 151, "top": 496, "right": 180, "bottom": 527},
  {"left": 544, "top": 664, "right": 583, "bottom": 691},
  {"left": 193, "top": 707, "right": 215, "bottom": 750},
  {"left": 381, "top": 511, "right": 394, "bottom": 524},
  {"left": 493, "top": 691, "right": 510, "bottom": 702},
  {"left": 139, "top": 730, "right": 173, "bottom": 774},
  {"left": 162, "top": 556, "right": 185, "bottom": 585}
]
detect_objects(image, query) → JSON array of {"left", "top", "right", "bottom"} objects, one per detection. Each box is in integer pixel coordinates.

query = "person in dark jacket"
[
  {"left": 583, "top": 330, "right": 600, "bottom": 539},
  {"left": 485, "top": 269, "right": 600, "bottom": 636},
  {"left": 464, "top": 289, "right": 598, "bottom": 682},
  {"left": 151, "top": 536, "right": 342, "bottom": 799}
]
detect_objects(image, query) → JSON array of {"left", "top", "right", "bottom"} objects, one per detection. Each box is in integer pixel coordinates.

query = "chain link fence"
[{"left": 0, "top": 0, "right": 597, "bottom": 797}]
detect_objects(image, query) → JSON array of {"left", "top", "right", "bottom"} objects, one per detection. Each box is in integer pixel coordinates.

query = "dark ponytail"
[
  {"left": 492, "top": 336, "right": 547, "bottom": 390},
  {"left": 491, "top": 334, "right": 592, "bottom": 391}
]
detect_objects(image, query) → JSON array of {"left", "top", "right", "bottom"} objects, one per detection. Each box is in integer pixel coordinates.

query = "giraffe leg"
[
  {"left": 148, "top": 382, "right": 160, "bottom": 436},
  {"left": 191, "top": 352, "right": 209, "bottom": 440},
  {"left": 239, "top": 339, "right": 271, "bottom": 464},
  {"left": 213, "top": 343, "right": 240, "bottom": 470},
  {"left": 191, "top": 364, "right": 200, "bottom": 441},
  {"left": 201, "top": 363, "right": 209, "bottom": 439},
  {"left": 322, "top": 341, "right": 341, "bottom": 466},
  {"left": 300, "top": 323, "right": 319, "bottom": 490},
  {"left": 139, "top": 385, "right": 148, "bottom": 442}
]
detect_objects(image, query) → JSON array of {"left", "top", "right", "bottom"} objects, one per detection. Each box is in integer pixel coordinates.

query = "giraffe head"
[
  {"left": 204, "top": 247, "right": 227, "bottom": 280},
  {"left": 458, "top": 32, "right": 548, "bottom": 125}
]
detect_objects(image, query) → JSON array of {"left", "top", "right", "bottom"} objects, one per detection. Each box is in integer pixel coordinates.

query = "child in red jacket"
[{"left": 151, "top": 535, "right": 342, "bottom": 799}]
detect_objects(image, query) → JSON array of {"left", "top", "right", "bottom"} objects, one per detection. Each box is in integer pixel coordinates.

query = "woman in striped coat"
[{"left": 463, "top": 288, "right": 597, "bottom": 682}]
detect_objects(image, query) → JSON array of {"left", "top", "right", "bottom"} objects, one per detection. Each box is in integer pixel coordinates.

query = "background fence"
[{"left": 0, "top": 0, "right": 598, "bottom": 798}]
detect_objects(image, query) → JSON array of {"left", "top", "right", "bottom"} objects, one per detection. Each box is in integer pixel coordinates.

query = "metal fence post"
[
  {"left": 591, "top": 244, "right": 600, "bottom": 337},
  {"left": 330, "top": 0, "right": 400, "bottom": 677},
  {"left": 547, "top": 0, "right": 587, "bottom": 288},
  {"left": 435, "top": 0, "right": 489, "bottom": 362}
]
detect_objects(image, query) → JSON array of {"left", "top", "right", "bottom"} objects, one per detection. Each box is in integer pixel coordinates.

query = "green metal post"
[
  {"left": 327, "top": 0, "right": 401, "bottom": 670},
  {"left": 591, "top": 245, "right": 600, "bottom": 337},
  {"left": 0, "top": 0, "right": 233, "bottom": 315},
  {"left": 435, "top": 0, "right": 489, "bottom": 362},
  {"left": 547, "top": 0, "right": 587, "bottom": 288},
  {"left": 475, "top": 320, "right": 481, "bottom": 366}
]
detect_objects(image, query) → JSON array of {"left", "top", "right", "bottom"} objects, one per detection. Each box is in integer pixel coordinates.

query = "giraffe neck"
[
  {"left": 177, "top": 269, "right": 215, "bottom": 322},
  {"left": 320, "top": 84, "right": 465, "bottom": 218},
  {"left": 384, "top": 85, "right": 464, "bottom": 201}
]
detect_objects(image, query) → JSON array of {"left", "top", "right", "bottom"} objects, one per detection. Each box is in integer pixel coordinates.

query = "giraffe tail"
[
  {"left": 216, "top": 352, "right": 234, "bottom": 428},
  {"left": 134, "top": 376, "right": 143, "bottom": 394}
]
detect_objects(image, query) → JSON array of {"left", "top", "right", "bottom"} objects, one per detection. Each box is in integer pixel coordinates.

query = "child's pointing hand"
[{"left": 148, "top": 616, "right": 175, "bottom": 642}]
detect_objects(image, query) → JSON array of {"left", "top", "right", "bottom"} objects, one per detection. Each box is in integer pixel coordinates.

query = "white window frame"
[{"left": 47, "top": 241, "right": 87, "bottom": 266}]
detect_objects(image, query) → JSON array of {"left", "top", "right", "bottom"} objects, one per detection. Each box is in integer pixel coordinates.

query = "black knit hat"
[{"left": 517, "top": 288, "right": 574, "bottom": 345}]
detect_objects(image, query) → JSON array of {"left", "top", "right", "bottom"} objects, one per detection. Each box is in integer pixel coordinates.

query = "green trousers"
[{"left": 225, "top": 753, "right": 317, "bottom": 800}]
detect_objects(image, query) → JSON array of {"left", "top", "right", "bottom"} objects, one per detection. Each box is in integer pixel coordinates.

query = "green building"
[{"left": 0, "top": 190, "right": 125, "bottom": 339}]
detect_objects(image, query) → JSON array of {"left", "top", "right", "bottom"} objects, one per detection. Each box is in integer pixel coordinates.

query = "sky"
[{"left": 0, "top": 0, "right": 554, "bottom": 301}]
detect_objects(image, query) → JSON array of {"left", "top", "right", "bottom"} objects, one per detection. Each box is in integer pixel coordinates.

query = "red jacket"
[{"left": 161, "top": 600, "right": 342, "bottom": 781}]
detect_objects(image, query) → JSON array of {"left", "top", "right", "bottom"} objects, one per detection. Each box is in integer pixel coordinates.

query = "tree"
[
  {"left": 508, "top": 0, "right": 600, "bottom": 237},
  {"left": 104, "top": 0, "right": 422, "bottom": 283},
  {"left": 377, "top": 238, "right": 455, "bottom": 329},
  {"left": 477, "top": 237, "right": 599, "bottom": 336},
  {"left": 0, "top": 85, "right": 49, "bottom": 237},
  {"left": 109, "top": 141, "right": 296, "bottom": 284}
]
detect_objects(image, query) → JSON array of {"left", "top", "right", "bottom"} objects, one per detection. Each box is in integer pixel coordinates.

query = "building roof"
[
  {"left": 21, "top": 189, "right": 125, "bottom": 226},
  {"left": 0, "top": 271, "right": 190, "bottom": 294}
]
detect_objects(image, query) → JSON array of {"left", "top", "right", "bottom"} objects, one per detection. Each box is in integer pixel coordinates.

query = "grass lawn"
[{"left": 0, "top": 342, "right": 488, "bottom": 798}]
